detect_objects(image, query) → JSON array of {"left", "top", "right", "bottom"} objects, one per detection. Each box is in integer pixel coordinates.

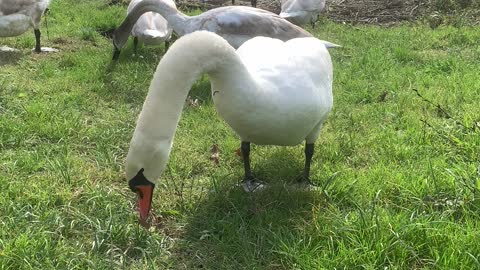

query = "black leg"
[
  {"left": 133, "top": 37, "right": 139, "bottom": 55},
  {"left": 34, "top": 29, "right": 41, "bottom": 53},
  {"left": 239, "top": 141, "right": 265, "bottom": 192},
  {"left": 231, "top": 0, "right": 234, "bottom": 4},
  {"left": 301, "top": 143, "right": 315, "bottom": 182},
  {"left": 311, "top": 21, "right": 315, "bottom": 29},
  {"left": 241, "top": 141, "right": 253, "bottom": 180},
  {"left": 251, "top": 0, "right": 256, "bottom": 7}
]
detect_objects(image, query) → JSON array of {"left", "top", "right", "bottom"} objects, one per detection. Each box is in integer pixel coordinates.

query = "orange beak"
[
  {"left": 136, "top": 184, "right": 154, "bottom": 222},
  {"left": 128, "top": 168, "right": 155, "bottom": 224}
]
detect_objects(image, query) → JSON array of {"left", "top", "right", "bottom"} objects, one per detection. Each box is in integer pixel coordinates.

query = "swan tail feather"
[{"left": 319, "top": 40, "right": 341, "bottom": 48}]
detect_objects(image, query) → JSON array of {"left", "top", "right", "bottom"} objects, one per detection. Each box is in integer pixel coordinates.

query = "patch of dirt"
[
  {"left": 326, "top": 0, "right": 479, "bottom": 25},
  {"left": 0, "top": 50, "right": 23, "bottom": 66},
  {"left": 52, "top": 37, "right": 72, "bottom": 45},
  {"left": 325, "top": 0, "right": 430, "bottom": 24},
  {"left": 177, "top": 0, "right": 477, "bottom": 25}
]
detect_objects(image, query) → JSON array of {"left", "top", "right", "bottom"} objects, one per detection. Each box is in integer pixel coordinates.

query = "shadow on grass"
[
  {"left": 175, "top": 182, "right": 325, "bottom": 268},
  {"left": 0, "top": 49, "right": 23, "bottom": 66},
  {"left": 162, "top": 148, "right": 340, "bottom": 268}
]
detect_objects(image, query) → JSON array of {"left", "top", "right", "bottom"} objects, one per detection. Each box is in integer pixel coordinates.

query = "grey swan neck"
[
  {"left": 125, "top": 32, "right": 254, "bottom": 182},
  {"left": 114, "top": 0, "right": 188, "bottom": 48}
]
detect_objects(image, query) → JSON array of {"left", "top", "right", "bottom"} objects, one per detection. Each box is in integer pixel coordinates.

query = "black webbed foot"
[
  {"left": 288, "top": 174, "right": 319, "bottom": 190},
  {"left": 240, "top": 176, "right": 266, "bottom": 193}
]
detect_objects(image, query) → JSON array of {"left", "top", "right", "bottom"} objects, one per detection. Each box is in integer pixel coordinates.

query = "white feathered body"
[
  {"left": 125, "top": 32, "right": 334, "bottom": 182},
  {"left": 0, "top": 0, "right": 50, "bottom": 37},
  {"left": 128, "top": 0, "right": 175, "bottom": 45},
  {"left": 213, "top": 37, "right": 333, "bottom": 145},
  {"left": 279, "top": 0, "right": 325, "bottom": 26}
]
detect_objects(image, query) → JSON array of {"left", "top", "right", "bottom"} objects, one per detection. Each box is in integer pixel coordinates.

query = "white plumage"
[
  {"left": 127, "top": 0, "right": 175, "bottom": 52},
  {"left": 125, "top": 31, "right": 334, "bottom": 199},
  {"left": 280, "top": 0, "right": 326, "bottom": 27}
]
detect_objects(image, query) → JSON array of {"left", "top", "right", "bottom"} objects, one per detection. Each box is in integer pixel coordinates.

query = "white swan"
[
  {"left": 279, "top": 0, "right": 325, "bottom": 27},
  {"left": 112, "top": 0, "right": 313, "bottom": 59},
  {"left": 125, "top": 31, "right": 334, "bottom": 222},
  {"left": 127, "top": 0, "right": 176, "bottom": 54},
  {"left": 0, "top": 0, "right": 55, "bottom": 52}
]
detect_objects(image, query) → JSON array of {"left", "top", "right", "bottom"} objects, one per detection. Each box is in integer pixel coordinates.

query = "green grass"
[{"left": 1, "top": 0, "right": 479, "bottom": 269}]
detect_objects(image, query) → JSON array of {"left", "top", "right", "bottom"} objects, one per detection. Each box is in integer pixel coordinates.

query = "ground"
[
  {"left": 0, "top": 0, "right": 480, "bottom": 269},
  {"left": 177, "top": 0, "right": 479, "bottom": 24}
]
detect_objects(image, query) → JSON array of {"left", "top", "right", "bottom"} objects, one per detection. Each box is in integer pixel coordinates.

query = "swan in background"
[
  {"left": 125, "top": 31, "right": 335, "bottom": 222},
  {"left": 280, "top": 0, "right": 325, "bottom": 28},
  {"left": 127, "top": 0, "right": 175, "bottom": 55},
  {"left": 0, "top": 0, "right": 56, "bottom": 52},
  {"left": 201, "top": 0, "right": 256, "bottom": 8},
  {"left": 112, "top": 0, "right": 314, "bottom": 60}
]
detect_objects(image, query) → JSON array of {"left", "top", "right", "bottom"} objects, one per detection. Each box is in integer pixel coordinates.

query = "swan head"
[
  {"left": 126, "top": 133, "right": 174, "bottom": 223},
  {"left": 112, "top": 18, "right": 132, "bottom": 60},
  {"left": 128, "top": 168, "right": 155, "bottom": 223}
]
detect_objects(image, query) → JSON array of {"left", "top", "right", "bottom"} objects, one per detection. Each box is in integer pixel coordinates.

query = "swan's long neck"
[
  {"left": 125, "top": 31, "right": 253, "bottom": 183},
  {"left": 114, "top": 0, "right": 188, "bottom": 48}
]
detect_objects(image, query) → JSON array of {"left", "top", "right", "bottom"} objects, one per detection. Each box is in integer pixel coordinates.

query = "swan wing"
[
  {"left": 1, "top": 0, "right": 38, "bottom": 15},
  {"left": 151, "top": 13, "right": 172, "bottom": 35},
  {"left": 281, "top": 0, "right": 325, "bottom": 14},
  {"left": 0, "top": 0, "right": 50, "bottom": 16},
  {"left": 222, "top": 36, "right": 333, "bottom": 145},
  {"left": 237, "top": 36, "right": 333, "bottom": 93},
  {"left": 0, "top": 13, "right": 32, "bottom": 36},
  {"left": 192, "top": 7, "right": 312, "bottom": 47},
  {"left": 128, "top": 0, "right": 176, "bottom": 13},
  {"left": 131, "top": 12, "right": 171, "bottom": 39},
  {"left": 280, "top": 0, "right": 325, "bottom": 25}
]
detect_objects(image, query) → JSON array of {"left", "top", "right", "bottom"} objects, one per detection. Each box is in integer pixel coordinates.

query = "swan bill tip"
[
  {"left": 112, "top": 47, "right": 121, "bottom": 61},
  {"left": 128, "top": 168, "right": 155, "bottom": 223}
]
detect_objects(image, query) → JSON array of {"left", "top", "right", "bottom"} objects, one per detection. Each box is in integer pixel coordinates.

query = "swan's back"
[
  {"left": 188, "top": 6, "right": 312, "bottom": 48},
  {"left": 0, "top": 0, "right": 50, "bottom": 36},
  {"left": 215, "top": 36, "right": 334, "bottom": 145},
  {"left": 237, "top": 36, "right": 333, "bottom": 96},
  {"left": 127, "top": 0, "right": 175, "bottom": 42},
  {"left": 0, "top": 0, "right": 50, "bottom": 16}
]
